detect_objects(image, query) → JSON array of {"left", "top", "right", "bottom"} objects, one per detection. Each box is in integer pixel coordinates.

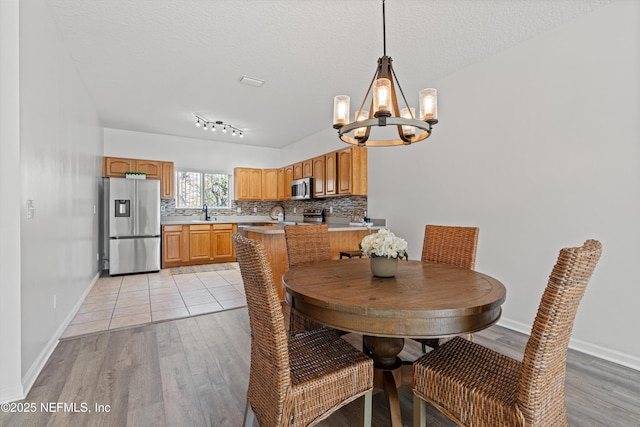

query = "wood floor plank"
[
  {"left": 2, "top": 308, "right": 639, "bottom": 427},
  {"left": 126, "top": 326, "right": 166, "bottom": 426}
]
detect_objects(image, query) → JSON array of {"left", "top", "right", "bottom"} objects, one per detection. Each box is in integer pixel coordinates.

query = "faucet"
[{"left": 203, "top": 204, "right": 210, "bottom": 221}]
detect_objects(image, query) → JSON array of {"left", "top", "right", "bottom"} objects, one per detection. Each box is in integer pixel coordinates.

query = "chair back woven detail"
[
  {"left": 421, "top": 225, "right": 479, "bottom": 270},
  {"left": 412, "top": 239, "right": 602, "bottom": 427},
  {"left": 284, "top": 224, "right": 333, "bottom": 333},
  {"left": 516, "top": 239, "right": 602, "bottom": 425},
  {"left": 284, "top": 224, "right": 332, "bottom": 269},
  {"left": 232, "top": 233, "right": 291, "bottom": 426},
  {"left": 233, "top": 233, "right": 374, "bottom": 427}
]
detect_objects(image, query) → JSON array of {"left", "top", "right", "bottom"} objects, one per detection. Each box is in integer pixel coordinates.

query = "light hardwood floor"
[{"left": 2, "top": 307, "right": 639, "bottom": 427}]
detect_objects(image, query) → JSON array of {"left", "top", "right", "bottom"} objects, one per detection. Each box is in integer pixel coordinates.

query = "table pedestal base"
[{"left": 363, "top": 336, "right": 405, "bottom": 427}]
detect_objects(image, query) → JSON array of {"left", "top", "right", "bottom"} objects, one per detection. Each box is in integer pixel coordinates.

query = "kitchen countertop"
[
  {"left": 242, "top": 223, "right": 379, "bottom": 234},
  {"left": 161, "top": 215, "right": 384, "bottom": 234},
  {"left": 161, "top": 215, "right": 276, "bottom": 225}
]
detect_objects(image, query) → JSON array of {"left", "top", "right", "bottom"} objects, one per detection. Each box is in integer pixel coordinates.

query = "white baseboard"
[
  {"left": 17, "top": 272, "right": 101, "bottom": 402},
  {"left": 498, "top": 318, "right": 640, "bottom": 372},
  {"left": 0, "top": 384, "right": 24, "bottom": 404}
]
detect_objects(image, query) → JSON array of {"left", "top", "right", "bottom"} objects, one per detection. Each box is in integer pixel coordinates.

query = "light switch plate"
[{"left": 27, "top": 200, "right": 35, "bottom": 219}]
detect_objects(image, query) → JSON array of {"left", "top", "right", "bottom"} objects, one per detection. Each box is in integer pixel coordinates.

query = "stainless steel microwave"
[{"left": 291, "top": 177, "right": 313, "bottom": 200}]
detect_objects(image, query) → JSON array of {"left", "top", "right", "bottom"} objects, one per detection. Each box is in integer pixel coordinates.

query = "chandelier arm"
[
  {"left": 359, "top": 98, "right": 376, "bottom": 145},
  {"left": 386, "top": 66, "right": 410, "bottom": 144},
  {"left": 355, "top": 67, "right": 381, "bottom": 121},
  {"left": 390, "top": 64, "right": 413, "bottom": 118}
]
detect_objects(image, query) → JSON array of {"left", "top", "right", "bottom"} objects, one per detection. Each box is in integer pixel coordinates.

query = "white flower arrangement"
[{"left": 360, "top": 228, "right": 408, "bottom": 260}]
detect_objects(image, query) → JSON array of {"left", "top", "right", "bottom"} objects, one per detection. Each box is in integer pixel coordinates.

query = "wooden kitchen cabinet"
[
  {"left": 233, "top": 145, "right": 367, "bottom": 200},
  {"left": 234, "top": 167, "right": 262, "bottom": 200},
  {"left": 261, "top": 168, "right": 281, "bottom": 201},
  {"left": 325, "top": 151, "right": 337, "bottom": 196},
  {"left": 162, "top": 223, "right": 237, "bottom": 268},
  {"left": 277, "top": 168, "right": 286, "bottom": 200},
  {"left": 103, "top": 157, "right": 134, "bottom": 176},
  {"left": 162, "top": 225, "right": 189, "bottom": 268},
  {"left": 293, "top": 162, "right": 303, "bottom": 180},
  {"left": 189, "top": 224, "right": 212, "bottom": 262},
  {"left": 161, "top": 161, "right": 174, "bottom": 199},
  {"left": 211, "top": 223, "right": 236, "bottom": 263},
  {"left": 103, "top": 156, "right": 175, "bottom": 199},
  {"left": 283, "top": 165, "right": 293, "bottom": 199},
  {"left": 337, "top": 146, "right": 368, "bottom": 196},
  {"left": 134, "top": 159, "right": 162, "bottom": 178},
  {"left": 103, "top": 157, "right": 161, "bottom": 178},
  {"left": 302, "top": 159, "right": 313, "bottom": 178},
  {"left": 312, "top": 155, "right": 325, "bottom": 197}
]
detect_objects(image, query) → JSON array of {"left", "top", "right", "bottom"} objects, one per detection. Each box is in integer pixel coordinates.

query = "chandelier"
[
  {"left": 194, "top": 114, "right": 244, "bottom": 138},
  {"left": 332, "top": 0, "right": 438, "bottom": 147}
]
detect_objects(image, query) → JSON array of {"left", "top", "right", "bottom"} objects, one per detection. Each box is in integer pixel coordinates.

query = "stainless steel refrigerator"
[{"left": 104, "top": 177, "right": 161, "bottom": 275}]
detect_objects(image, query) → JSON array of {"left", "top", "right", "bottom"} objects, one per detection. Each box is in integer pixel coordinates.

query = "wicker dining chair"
[
  {"left": 416, "top": 225, "right": 480, "bottom": 351},
  {"left": 412, "top": 239, "right": 602, "bottom": 427},
  {"left": 233, "top": 233, "right": 374, "bottom": 427},
  {"left": 284, "top": 224, "right": 333, "bottom": 333}
]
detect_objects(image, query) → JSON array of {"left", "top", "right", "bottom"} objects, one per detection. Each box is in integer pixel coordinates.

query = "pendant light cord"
[{"left": 382, "top": 0, "right": 386, "bottom": 56}]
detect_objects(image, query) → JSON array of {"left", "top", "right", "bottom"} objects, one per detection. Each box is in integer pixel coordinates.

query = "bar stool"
[{"left": 340, "top": 250, "right": 363, "bottom": 259}]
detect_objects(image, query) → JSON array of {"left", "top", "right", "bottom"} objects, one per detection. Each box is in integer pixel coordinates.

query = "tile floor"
[{"left": 61, "top": 264, "right": 246, "bottom": 339}]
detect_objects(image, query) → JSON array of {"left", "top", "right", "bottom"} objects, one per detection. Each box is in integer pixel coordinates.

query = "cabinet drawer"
[
  {"left": 189, "top": 224, "right": 211, "bottom": 231},
  {"left": 163, "top": 225, "right": 183, "bottom": 232},
  {"left": 212, "top": 223, "right": 233, "bottom": 230}
]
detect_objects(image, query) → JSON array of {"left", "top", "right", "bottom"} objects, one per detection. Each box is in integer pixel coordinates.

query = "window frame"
[{"left": 174, "top": 168, "right": 232, "bottom": 209}]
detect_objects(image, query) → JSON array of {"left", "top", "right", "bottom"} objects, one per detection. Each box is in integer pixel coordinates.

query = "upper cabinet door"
[
  {"left": 312, "top": 155, "right": 325, "bottom": 197},
  {"left": 161, "top": 162, "right": 174, "bottom": 199},
  {"left": 103, "top": 157, "right": 134, "bottom": 177},
  {"left": 234, "top": 167, "right": 262, "bottom": 200},
  {"left": 302, "top": 159, "right": 313, "bottom": 178},
  {"left": 324, "top": 151, "right": 337, "bottom": 196},
  {"left": 284, "top": 165, "right": 294, "bottom": 199},
  {"left": 262, "top": 168, "right": 280, "bottom": 201},
  {"left": 293, "top": 162, "right": 303, "bottom": 180},
  {"left": 337, "top": 147, "right": 368, "bottom": 196},
  {"left": 134, "top": 160, "right": 161, "bottom": 178}
]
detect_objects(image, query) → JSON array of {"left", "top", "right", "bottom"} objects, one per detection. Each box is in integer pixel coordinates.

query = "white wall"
[
  {"left": 279, "top": 127, "right": 346, "bottom": 166},
  {"left": 0, "top": 0, "right": 104, "bottom": 402},
  {"left": 366, "top": 1, "right": 640, "bottom": 368},
  {"left": 0, "top": 0, "right": 24, "bottom": 402},
  {"left": 104, "top": 128, "right": 281, "bottom": 172}
]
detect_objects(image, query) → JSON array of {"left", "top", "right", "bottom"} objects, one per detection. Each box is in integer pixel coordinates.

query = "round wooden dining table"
[{"left": 282, "top": 258, "right": 506, "bottom": 427}]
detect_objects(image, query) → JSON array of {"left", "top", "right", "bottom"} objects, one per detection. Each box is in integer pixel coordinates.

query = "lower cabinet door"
[
  {"left": 211, "top": 224, "right": 236, "bottom": 262},
  {"left": 189, "top": 225, "right": 212, "bottom": 262}
]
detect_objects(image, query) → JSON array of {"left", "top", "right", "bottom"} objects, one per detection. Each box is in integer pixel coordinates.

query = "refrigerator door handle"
[{"left": 134, "top": 181, "right": 139, "bottom": 236}]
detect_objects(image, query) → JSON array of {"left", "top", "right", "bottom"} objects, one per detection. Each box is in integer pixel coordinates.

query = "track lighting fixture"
[{"left": 193, "top": 114, "right": 244, "bottom": 138}]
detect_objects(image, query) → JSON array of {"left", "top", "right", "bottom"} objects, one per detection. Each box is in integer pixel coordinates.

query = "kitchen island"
[{"left": 245, "top": 223, "right": 379, "bottom": 300}]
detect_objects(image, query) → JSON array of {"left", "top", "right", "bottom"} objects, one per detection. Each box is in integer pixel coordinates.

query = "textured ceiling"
[{"left": 44, "top": 0, "right": 609, "bottom": 148}]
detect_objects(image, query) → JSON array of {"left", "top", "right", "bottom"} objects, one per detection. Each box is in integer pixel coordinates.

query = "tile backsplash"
[{"left": 161, "top": 196, "right": 368, "bottom": 220}]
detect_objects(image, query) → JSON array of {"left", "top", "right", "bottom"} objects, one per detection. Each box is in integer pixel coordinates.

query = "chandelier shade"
[{"left": 333, "top": 0, "right": 438, "bottom": 147}]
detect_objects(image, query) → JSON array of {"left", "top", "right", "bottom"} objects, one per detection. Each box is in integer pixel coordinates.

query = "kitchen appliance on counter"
[
  {"left": 104, "top": 177, "right": 160, "bottom": 275},
  {"left": 291, "top": 177, "right": 313, "bottom": 200},
  {"left": 303, "top": 208, "right": 324, "bottom": 223}
]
